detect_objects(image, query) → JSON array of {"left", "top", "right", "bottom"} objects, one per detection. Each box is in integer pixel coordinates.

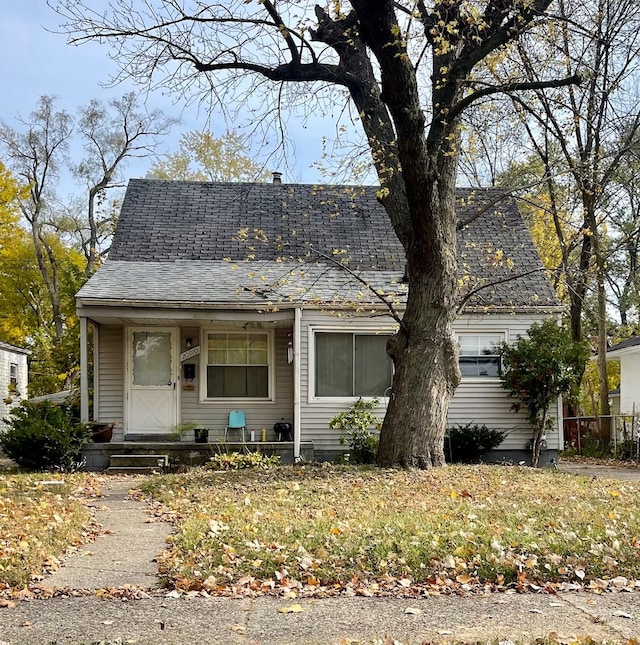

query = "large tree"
[
  {"left": 148, "top": 130, "right": 269, "bottom": 182},
  {"left": 494, "top": 0, "right": 640, "bottom": 419},
  {"left": 0, "top": 95, "right": 173, "bottom": 394},
  {"left": 54, "top": 1, "right": 578, "bottom": 467}
]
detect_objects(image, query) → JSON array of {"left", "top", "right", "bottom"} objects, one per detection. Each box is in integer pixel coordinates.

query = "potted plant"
[
  {"left": 90, "top": 422, "right": 114, "bottom": 443},
  {"left": 169, "top": 422, "right": 208, "bottom": 443}
]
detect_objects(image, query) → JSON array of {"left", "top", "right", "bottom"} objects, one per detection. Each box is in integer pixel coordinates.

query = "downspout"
[
  {"left": 80, "top": 316, "right": 89, "bottom": 423},
  {"left": 293, "top": 306, "right": 302, "bottom": 462}
]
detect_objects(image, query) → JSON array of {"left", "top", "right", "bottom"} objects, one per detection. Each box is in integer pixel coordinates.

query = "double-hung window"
[
  {"left": 315, "top": 332, "right": 392, "bottom": 397},
  {"left": 457, "top": 333, "right": 503, "bottom": 378},
  {"left": 205, "top": 332, "right": 270, "bottom": 398},
  {"left": 9, "top": 363, "right": 17, "bottom": 389}
]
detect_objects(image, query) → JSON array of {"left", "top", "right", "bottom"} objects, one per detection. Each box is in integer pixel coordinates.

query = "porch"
[{"left": 83, "top": 440, "right": 315, "bottom": 472}]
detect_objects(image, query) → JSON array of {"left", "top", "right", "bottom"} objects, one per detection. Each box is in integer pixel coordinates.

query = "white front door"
[{"left": 127, "top": 327, "right": 178, "bottom": 435}]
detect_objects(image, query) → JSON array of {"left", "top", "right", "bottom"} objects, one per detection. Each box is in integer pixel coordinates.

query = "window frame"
[
  {"left": 310, "top": 326, "right": 396, "bottom": 402},
  {"left": 200, "top": 329, "right": 275, "bottom": 403},
  {"left": 9, "top": 362, "right": 18, "bottom": 388},
  {"left": 456, "top": 332, "right": 505, "bottom": 380}
]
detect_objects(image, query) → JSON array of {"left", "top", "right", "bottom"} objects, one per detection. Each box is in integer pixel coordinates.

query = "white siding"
[
  {"left": 97, "top": 326, "right": 124, "bottom": 438},
  {"left": 179, "top": 326, "right": 294, "bottom": 439},
  {"left": 95, "top": 323, "right": 295, "bottom": 440},
  {"left": 620, "top": 352, "right": 640, "bottom": 414},
  {"left": 299, "top": 309, "right": 560, "bottom": 453},
  {"left": 0, "top": 347, "right": 28, "bottom": 431},
  {"left": 93, "top": 310, "right": 559, "bottom": 452}
]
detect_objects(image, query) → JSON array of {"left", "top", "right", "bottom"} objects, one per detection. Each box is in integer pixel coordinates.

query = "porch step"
[{"left": 107, "top": 454, "right": 168, "bottom": 474}]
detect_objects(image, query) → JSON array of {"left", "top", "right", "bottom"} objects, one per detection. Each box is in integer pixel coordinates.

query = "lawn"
[
  {"left": 0, "top": 473, "right": 97, "bottom": 587},
  {"left": 140, "top": 463, "right": 640, "bottom": 595}
]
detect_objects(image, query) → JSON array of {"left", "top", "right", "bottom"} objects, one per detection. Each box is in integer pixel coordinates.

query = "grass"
[
  {"left": 0, "top": 472, "right": 96, "bottom": 587},
  {"left": 139, "top": 463, "right": 640, "bottom": 594}
]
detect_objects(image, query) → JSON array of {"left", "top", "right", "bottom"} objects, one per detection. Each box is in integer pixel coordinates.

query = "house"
[
  {"left": 75, "top": 178, "right": 562, "bottom": 467},
  {"left": 604, "top": 336, "right": 640, "bottom": 415},
  {"left": 0, "top": 340, "right": 30, "bottom": 430}
]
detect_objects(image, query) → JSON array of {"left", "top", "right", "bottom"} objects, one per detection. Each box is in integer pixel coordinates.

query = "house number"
[{"left": 180, "top": 345, "right": 200, "bottom": 362}]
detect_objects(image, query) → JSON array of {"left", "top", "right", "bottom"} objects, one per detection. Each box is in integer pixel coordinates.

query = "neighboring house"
[
  {"left": 604, "top": 337, "right": 640, "bottom": 415},
  {"left": 76, "top": 178, "right": 562, "bottom": 463},
  {"left": 0, "top": 341, "right": 30, "bottom": 430}
]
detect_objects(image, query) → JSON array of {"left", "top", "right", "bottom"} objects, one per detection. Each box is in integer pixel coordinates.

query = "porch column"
[
  {"left": 293, "top": 306, "right": 302, "bottom": 462},
  {"left": 80, "top": 316, "right": 89, "bottom": 423}
]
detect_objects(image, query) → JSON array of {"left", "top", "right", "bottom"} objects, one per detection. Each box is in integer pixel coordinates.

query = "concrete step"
[
  {"left": 109, "top": 454, "right": 169, "bottom": 469},
  {"left": 106, "top": 466, "right": 165, "bottom": 474}
]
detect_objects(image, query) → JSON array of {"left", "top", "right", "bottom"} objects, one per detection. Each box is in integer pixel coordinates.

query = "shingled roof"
[
  {"left": 607, "top": 335, "right": 640, "bottom": 355},
  {"left": 78, "top": 179, "right": 560, "bottom": 310}
]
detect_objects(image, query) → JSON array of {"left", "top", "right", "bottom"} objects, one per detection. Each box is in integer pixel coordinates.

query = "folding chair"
[{"left": 224, "top": 409, "right": 246, "bottom": 442}]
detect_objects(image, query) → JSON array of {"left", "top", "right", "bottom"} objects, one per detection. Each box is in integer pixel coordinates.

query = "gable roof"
[
  {"left": 0, "top": 340, "right": 31, "bottom": 356},
  {"left": 78, "top": 179, "right": 560, "bottom": 311},
  {"left": 607, "top": 335, "right": 640, "bottom": 356}
]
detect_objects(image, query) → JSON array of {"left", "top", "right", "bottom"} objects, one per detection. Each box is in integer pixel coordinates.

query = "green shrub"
[
  {"left": 206, "top": 451, "right": 280, "bottom": 470},
  {"left": 446, "top": 422, "right": 507, "bottom": 463},
  {"left": 615, "top": 440, "right": 637, "bottom": 461},
  {"left": 0, "top": 401, "right": 91, "bottom": 472},
  {"left": 329, "top": 398, "right": 381, "bottom": 464}
]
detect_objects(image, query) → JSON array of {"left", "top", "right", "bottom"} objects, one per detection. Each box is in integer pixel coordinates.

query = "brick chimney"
[{"left": 272, "top": 171, "right": 282, "bottom": 184}]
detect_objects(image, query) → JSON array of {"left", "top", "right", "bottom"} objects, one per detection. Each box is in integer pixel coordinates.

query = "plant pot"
[
  {"left": 91, "top": 423, "right": 114, "bottom": 443},
  {"left": 194, "top": 428, "right": 209, "bottom": 443}
]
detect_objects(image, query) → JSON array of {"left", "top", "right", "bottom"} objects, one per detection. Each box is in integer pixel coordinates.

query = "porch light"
[
  {"left": 185, "top": 338, "right": 192, "bottom": 349},
  {"left": 287, "top": 332, "right": 294, "bottom": 364}
]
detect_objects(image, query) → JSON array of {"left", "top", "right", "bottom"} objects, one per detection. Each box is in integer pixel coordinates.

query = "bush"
[
  {"left": 329, "top": 398, "right": 381, "bottom": 465},
  {"left": 0, "top": 401, "right": 91, "bottom": 472},
  {"left": 447, "top": 422, "right": 507, "bottom": 463},
  {"left": 206, "top": 451, "right": 281, "bottom": 470},
  {"left": 614, "top": 440, "right": 637, "bottom": 461}
]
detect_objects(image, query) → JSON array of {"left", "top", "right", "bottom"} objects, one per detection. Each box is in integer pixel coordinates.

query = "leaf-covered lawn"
[
  {"left": 0, "top": 473, "right": 97, "bottom": 587},
  {"left": 141, "top": 464, "right": 640, "bottom": 595}
]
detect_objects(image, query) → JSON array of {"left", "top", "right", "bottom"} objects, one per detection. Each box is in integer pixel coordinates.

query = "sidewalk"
[
  {"left": 1, "top": 591, "right": 639, "bottom": 644},
  {"left": 44, "top": 478, "right": 171, "bottom": 590},
  {"left": 1, "top": 473, "right": 640, "bottom": 644}
]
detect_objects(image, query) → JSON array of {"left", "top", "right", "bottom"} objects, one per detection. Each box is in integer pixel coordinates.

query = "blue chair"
[{"left": 224, "top": 409, "right": 246, "bottom": 442}]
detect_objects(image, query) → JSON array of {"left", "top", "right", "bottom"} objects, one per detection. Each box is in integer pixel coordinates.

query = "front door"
[{"left": 127, "top": 327, "right": 178, "bottom": 435}]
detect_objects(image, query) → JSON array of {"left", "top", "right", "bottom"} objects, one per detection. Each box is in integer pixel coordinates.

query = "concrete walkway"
[
  {"left": 44, "top": 478, "right": 171, "bottom": 590},
  {"left": 558, "top": 461, "right": 640, "bottom": 481}
]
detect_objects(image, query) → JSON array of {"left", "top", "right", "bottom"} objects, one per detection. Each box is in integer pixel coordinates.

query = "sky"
[{"left": 0, "top": 2, "right": 340, "bottom": 195}]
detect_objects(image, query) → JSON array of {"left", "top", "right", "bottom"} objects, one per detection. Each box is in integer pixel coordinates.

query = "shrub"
[
  {"left": 0, "top": 401, "right": 91, "bottom": 472},
  {"left": 329, "top": 398, "right": 381, "bottom": 464},
  {"left": 206, "top": 451, "right": 280, "bottom": 470},
  {"left": 447, "top": 422, "right": 507, "bottom": 463},
  {"left": 615, "top": 439, "right": 637, "bottom": 461}
]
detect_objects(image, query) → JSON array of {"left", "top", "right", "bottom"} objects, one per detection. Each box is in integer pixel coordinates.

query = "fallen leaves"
[
  {"left": 0, "top": 473, "right": 100, "bottom": 587},
  {"left": 135, "top": 464, "right": 640, "bottom": 598}
]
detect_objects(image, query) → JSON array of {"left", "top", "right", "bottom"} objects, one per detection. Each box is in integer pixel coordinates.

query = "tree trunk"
[
  {"left": 592, "top": 223, "right": 611, "bottom": 441},
  {"left": 379, "top": 309, "right": 460, "bottom": 467},
  {"left": 377, "top": 175, "right": 461, "bottom": 468}
]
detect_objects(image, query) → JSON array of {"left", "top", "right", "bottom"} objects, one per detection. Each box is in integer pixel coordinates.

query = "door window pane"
[{"left": 132, "top": 331, "right": 171, "bottom": 386}]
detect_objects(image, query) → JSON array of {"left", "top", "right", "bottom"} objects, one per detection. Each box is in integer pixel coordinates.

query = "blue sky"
[{"left": 0, "top": 2, "right": 344, "bottom": 192}]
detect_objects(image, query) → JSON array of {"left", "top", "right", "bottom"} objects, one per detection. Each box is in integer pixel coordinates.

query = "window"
[
  {"left": 9, "top": 363, "right": 17, "bottom": 388},
  {"left": 457, "top": 333, "right": 503, "bottom": 378},
  {"left": 315, "top": 332, "right": 392, "bottom": 397},
  {"left": 206, "top": 332, "right": 270, "bottom": 398}
]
